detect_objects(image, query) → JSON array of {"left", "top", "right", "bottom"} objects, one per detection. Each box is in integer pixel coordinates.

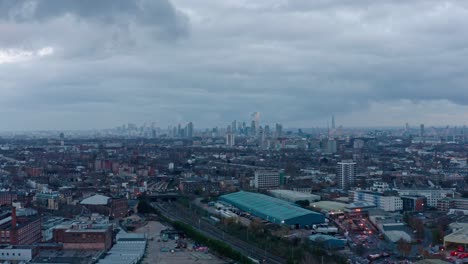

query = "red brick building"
[
  {"left": 0, "top": 192, "right": 17, "bottom": 206},
  {"left": 80, "top": 194, "right": 127, "bottom": 219},
  {"left": 26, "top": 167, "right": 43, "bottom": 177},
  {"left": 0, "top": 207, "right": 42, "bottom": 245},
  {"left": 53, "top": 223, "right": 113, "bottom": 250}
]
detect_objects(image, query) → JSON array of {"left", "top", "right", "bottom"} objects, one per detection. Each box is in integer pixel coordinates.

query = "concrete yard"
[{"left": 135, "top": 221, "right": 226, "bottom": 264}]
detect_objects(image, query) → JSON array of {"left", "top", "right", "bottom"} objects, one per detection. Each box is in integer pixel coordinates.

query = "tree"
[
  {"left": 432, "top": 229, "right": 443, "bottom": 245},
  {"left": 397, "top": 239, "right": 412, "bottom": 258},
  {"left": 355, "top": 244, "right": 366, "bottom": 256},
  {"left": 137, "top": 200, "right": 157, "bottom": 214},
  {"left": 295, "top": 200, "right": 310, "bottom": 208},
  {"left": 406, "top": 216, "right": 425, "bottom": 240},
  {"left": 402, "top": 212, "right": 410, "bottom": 223},
  {"left": 248, "top": 219, "right": 264, "bottom": 235}
]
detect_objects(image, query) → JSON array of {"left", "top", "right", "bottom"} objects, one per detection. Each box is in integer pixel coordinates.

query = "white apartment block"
[
  {"left": 353, "top": 191, "right": 403, "bottom": 212},
  {"left": 396, "top": 188, "right": 454, "bottom": 207},
  {"left": 254, "top": 170, "right": 279, "bottom": 189}
]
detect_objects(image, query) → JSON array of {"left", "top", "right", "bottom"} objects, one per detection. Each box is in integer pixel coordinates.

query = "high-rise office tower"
[
  {"left": 332, "top": 115, "right": 336, "bottom": 130},
  {"left": 251, "top": 120, "right": 257, "bottom": 136},
  {"left": 177, "top": 124, "right": 181, "bottom": 137},
  {"left": 258, "top": 126, "right": 264, "bottom": 141},
  {"left": 245, "top": 127, "right": 250, "bottom": 136},
  {"left": 463, "top": 125, "right": 466, "bottom": 143},
  {"left": 336, "top": 160, "right": 356, "bottom": 190},
  {"left": 251, "top": 112, "right": 260, "bottom": 129},
  {"left": 167, "top": 126, "right": 172, "bottom": 137},
  {"left": 187, "top": 122, "right": 193, "bottom": 139},
  {"left": 232, "top": 120, "right": 237, "bottom": 134},
  {"left": 405, "top": 123, "right": 409, "bottom": 131},
  {"left": 275, "top": 123, "right": 283, "bottom": 137},
  {"left": 420, "top": 124, "right": 425, "bottom": 137},
  {"left": 226, "top": 132, "right": 235, "bottom": 146},
  {"left": 323, "top": 138, "right": 337, "bottom": 154},
  {"left": 264, "top": 125, "right": 270, "bottom": 138}
]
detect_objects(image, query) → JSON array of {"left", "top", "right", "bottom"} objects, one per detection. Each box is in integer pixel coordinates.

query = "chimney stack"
[{"left": 11, "top": 207, "right": 17, "bottom": 229}]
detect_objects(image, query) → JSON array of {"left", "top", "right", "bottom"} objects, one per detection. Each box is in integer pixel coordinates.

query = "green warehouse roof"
[{"left": 219, "top": 191, "right": 324, "bottom": 226}]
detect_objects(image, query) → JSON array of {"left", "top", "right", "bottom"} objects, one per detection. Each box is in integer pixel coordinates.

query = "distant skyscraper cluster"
[
  {"left": 167, "top": 122, "right": 194, "bottom": 138},
  {"left": 162, "top": 112, "right": 285, "bottom": 148},
  {"left": 115, "top": 122, "right": 159, "bottom": 138},
  {"left": 223, "top": 112, "right": 283, "bottom": 147},
  {"left": 109, "top": 112, "right": 393, "bottom": 150}
]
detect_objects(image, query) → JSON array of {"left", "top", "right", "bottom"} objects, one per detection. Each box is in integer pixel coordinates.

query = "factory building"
[
  {"left": 269, "top": 189, "right": 320, "bottom": 203},
  {"left": 219, "top": 191, "right": 324, "bottom": 227}
]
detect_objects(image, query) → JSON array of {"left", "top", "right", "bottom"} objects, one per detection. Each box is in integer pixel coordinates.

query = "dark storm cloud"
[
  {"left": 0, "top": 0, "right": 467, "bottom": 130},
  {"left": 0, "top": 0, "right": 188, "bottom": 38}
]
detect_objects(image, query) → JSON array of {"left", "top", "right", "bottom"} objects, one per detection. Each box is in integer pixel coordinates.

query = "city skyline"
[
  {"left": 1, "top": 116, "right": 468, "bottom": 133},
  {"left": 0, "top": 2, "right": 468, "bottom": 263}
]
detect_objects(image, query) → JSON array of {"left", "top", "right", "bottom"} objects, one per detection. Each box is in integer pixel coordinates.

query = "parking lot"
[
  {"left": 135, "top": 221, "right": 226, "bottom": 264},
  {"left": 335, "top": 216, "right": 393, "bottom": 255},
  {"left": 194, "top": 198, "right": 252, "bottom": 226}
]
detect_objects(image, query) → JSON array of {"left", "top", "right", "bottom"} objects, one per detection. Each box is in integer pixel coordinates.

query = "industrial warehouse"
[{"left": 219, "top": 191, "right": 325, "bottom": 227}]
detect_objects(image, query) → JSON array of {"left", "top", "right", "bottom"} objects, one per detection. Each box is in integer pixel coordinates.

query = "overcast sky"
[{"left": 1, "top": 0, "right": 468, "bottom": 130}]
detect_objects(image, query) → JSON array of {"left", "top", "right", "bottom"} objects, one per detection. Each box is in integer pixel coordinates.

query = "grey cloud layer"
[{"left": 0, "top": 0, "right": 467, "bottom": 130}]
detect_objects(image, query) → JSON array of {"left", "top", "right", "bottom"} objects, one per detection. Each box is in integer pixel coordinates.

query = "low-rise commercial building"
[
  {"left": 310, "top": 201, "right": 347, "bottom": 217},
  {"left": 42, "top": 217, "right": 66, "bottom": 242},
  {"left": 35, "top": 192, "right": 60, "bottom": 210},
  {"left": 444, "top": 226, "right": 468, "bottom": 248},
  {"left": 344, "top": 201, "right": 376, "bottom": 217},
  {"left": 0, "top": 245, "right": 37, "bottom": 262},
  {"left": 309, "top": 234, "right": 346, "bottom": 250},
  {"left": 437, "top": 198, "right": 468, "bottom": 212},
  {"left": 269, "top": 189, "right": 320, "bottom": 203},
  {"left": 369, "top": 215, "right": 412, "bottom": 243},
  {"left": 396, "top": 188, "right": 454, "bottom": 207},
  {"left": 53, "top": 221, "right": 113, "bottom": 250},
  {"left": 353, "top": 191, "right": 402, "bottom": 212},
  {"left": 401, "top": 195, "right": 426, "bottom": 212},
  {"left": 98, "top": 232, "right": 146, "bottom": 264}
]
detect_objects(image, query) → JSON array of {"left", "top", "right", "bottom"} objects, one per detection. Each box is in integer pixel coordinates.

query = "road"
[
  {"left": 152, "top": 202, "right": 286, "bottom": 264},
  {"left": 209, "top": 160, "right": 272, "bottom": 170}
]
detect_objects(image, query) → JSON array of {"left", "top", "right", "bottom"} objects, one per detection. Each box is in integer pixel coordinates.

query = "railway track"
[{"left": 152, "top": 202, "right": 286, "bottom": 264}]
